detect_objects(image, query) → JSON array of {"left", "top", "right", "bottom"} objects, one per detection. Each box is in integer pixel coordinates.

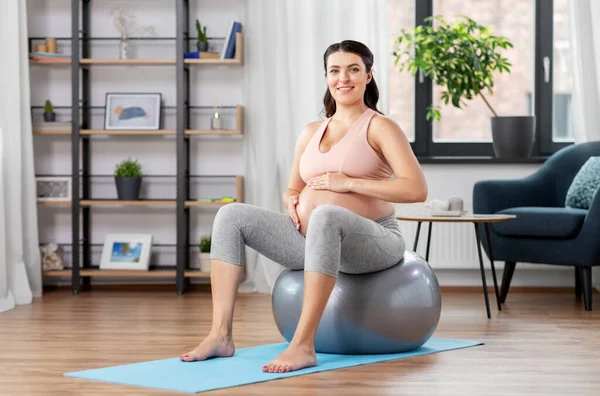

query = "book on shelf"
[
  {"left": 29, "top": 52, "right": 71, "bottom": 58},
  {"left": 220, "top": 21, "right": 243, "bottom": 59}
]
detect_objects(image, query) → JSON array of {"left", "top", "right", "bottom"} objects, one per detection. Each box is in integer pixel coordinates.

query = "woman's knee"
[
  {"left": 308, "top": 204, "right": 347, "bottom": 231},
  {"left": 214, "top": 203, "right": 248, "bottom": 228}
]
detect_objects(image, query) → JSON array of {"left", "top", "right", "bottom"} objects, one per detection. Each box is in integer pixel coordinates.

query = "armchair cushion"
[
  {"left": 492, "top": 207, "right": 588, "bottom": 238},
  {"left": 565, "top": 156, "right": 600, "bottom": 209}
]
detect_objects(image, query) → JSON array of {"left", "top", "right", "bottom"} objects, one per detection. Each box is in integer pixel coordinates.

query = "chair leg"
[
  {"left": 500, "top": 261, "right": 516, "bottom": 304},
  {"left": 580, "top": 266, "right": 593, "bottom": 311},
  {"left": 575, "top": 267, "right": 582, "bottom": 299}
]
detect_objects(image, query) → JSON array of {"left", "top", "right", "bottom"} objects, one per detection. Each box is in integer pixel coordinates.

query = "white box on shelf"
[{"left": 36, "top": 176, "right": 71, "bottom": 201}]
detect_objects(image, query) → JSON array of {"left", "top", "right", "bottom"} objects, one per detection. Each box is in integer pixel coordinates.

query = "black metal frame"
[
  {"left": 176, "top": 0, "right": 191, "bottom": 295},
  {"left": 410, "top": 0, "right": 572, "bottom": 160},
  {"left": 413, "top": 221, "right": 502, "bottom": 319}
]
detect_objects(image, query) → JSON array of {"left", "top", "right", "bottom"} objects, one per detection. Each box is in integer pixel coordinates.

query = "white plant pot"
[{"left": 198, "top": 252, "right": 211, "bottom": 272}]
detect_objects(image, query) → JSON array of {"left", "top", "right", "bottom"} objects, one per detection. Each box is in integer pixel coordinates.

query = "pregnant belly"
[{"left": 296, "top": 187, "right": 394, "bottom": 236}]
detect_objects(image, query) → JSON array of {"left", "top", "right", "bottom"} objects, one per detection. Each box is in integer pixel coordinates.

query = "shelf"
[
  {"left": 77, "top": 33, "right": 243, "bottom": 67},
  {"left": 186, "top": 104, "right": 244, "bottom": 135},
  {"left": 185, "top": 200, "right": 235, "bottom": 207},
  {"left": 33, "top": 129, "right": 71, "bottom": 135},
  {"left": 30, "top": 58, "right": 71, "bottom": 65},
  {"left": 185, "top": 129, "right": 241, "bottom": 135},
  {"left": 79, "top": 200, "right": 176, "bottom": 206},
  {"left": 37, "top": 200, "right": 71, "bottom": 206},
  {"left": 44, "top": 269, "right": 174, "bottom": 277},
  {"left": 80, "top": 129, "right": 175, "bottom": 136},
  {"left": 44, "top": 268, "right": 210, "bottom": 279},
  {"left": 185, "top": 32, "right": 243, "bottom": 66},
  {"left": 80, "top": 59, "right": 175, "bottom": 65},
  {"left": 184, "top": 270, "right": 211, "bottom": 278}
]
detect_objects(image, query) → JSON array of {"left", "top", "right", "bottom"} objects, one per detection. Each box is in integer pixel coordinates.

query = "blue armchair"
[{"left": 473, "top": 141, "right": 600, "bottom": 311}]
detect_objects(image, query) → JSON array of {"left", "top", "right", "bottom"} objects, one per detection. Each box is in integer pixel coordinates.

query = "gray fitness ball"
[{"left": 271, "top": 251, "right": 442, "bottom": 354}]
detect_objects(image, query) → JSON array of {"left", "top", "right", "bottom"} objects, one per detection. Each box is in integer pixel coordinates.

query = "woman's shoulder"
[
  {"left": 299, "top": 120, "right": 325, "bottom": 140},
  {"left": 370, "top": 112, "right": 400, "bottom": 130},
  {"left": 369, "top": 112, "right": 405, "bottom": 137}
]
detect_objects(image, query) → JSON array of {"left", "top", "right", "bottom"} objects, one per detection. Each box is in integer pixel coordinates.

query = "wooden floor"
[{"left": 1, "top": 288, "right": 599, "bottom": 395}]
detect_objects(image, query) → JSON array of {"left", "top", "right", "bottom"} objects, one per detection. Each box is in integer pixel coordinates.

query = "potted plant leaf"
[
  {"left": 195, "top": 19, "right": 208, "bottom": 52},
  {"left": 114, "top": 158, "right": 143, "bottom": 200},
  {"left": 44, "top": 100, "right": 56, "bottom": 122},
  {"left": 198, "top": 235, "right": 211, "bottom": 272},
  {"left": 394, "top": 15, "right": 534, "bottom": 159}
]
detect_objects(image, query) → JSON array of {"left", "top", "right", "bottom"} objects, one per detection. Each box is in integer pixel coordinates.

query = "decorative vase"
[
  {"left": 119, "top": 37, "right": 131, "bottom": 59},
  {"left": 211, "top": 111, "right": 222, "bottom": 130},
  {"left": 491, "top": 116, "right": 536, "bottom": 159},
  {"left": 197, "top": 41, "right": 209, "bottom": 52},
  {"left": 115, "top": 176, "right": 142, "bottom": 200},
  {"left": 198, "top": 252, "right": 211, "bottom": 272}
]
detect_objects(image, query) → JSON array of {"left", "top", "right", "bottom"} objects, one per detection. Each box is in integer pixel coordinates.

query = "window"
[
  {"left": 387, "top": 0, "right": 415, "bottom": 142},
  {"left": 387, "top": 0, "right": 573, "bottom": 160}
]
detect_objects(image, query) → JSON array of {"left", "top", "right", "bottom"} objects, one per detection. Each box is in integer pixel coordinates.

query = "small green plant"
[
  {"left": 393, "top": 15, "right": 513, "bottom": 121},
  {"left": 44, "top": 100, "right": 54, "bottom": 113},
  {"left": 114, "top": 158, "right": 143, "bottom": 177},
  {"left": 195, "top": 19, "right": 208, "bottom": 42},
  {"left": 199, "top": 235, "right": 211, "bottom": 253}
]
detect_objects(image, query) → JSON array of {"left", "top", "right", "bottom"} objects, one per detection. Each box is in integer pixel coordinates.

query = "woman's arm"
[
  {"left": 349, "top": 115, "right": 427, "bottom": 203},
  {"left": 281, "top": 121, "right": 321, "bottom": 207}
]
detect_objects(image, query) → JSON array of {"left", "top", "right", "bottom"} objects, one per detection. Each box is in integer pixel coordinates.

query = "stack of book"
[{"left": 29, "top": 52, "right": 71, "bottom": 62}]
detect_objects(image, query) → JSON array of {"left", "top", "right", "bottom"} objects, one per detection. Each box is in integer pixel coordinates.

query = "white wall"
[{"left": 29, "top": 0, "right": 579, "bottom": 289}]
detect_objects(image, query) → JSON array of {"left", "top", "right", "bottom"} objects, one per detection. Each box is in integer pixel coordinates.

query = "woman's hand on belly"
[
  {"left": 296, "top": 186, "right": 394, "bottom": 236},
  {"left": 306, "top": 172, "right": 352, "bottom": 193}
]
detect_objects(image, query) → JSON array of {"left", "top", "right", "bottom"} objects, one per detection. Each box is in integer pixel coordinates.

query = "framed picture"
[
  {"left": 100, "top": 233, "right": 153, "bottom": 270},
  {"left": 36, "top": 176, "right": 71, "bottom": 201},
  {"left": 104, "top": 93, "right": 161, "bottom": 130}
]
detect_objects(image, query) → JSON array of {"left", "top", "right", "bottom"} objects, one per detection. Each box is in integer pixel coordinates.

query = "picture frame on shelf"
[
  {"left": 100, "top": 233, "right": 153, "bottom": 271},
  {"left": 36, "top": 176, "right": 71, "bottom": 201},
  {"left": 104, "top": 93, "right": 161, "bottom": 130}
]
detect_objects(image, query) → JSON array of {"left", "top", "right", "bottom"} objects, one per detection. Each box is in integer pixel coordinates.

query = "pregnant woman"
[{"left": 180, "top": 40, "right": 428, "bottom": 373}]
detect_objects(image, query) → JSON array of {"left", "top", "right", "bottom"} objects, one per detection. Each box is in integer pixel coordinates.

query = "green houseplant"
[
  {"left": 44, "top": 100, "right": 56, "bottom": 122},
  {"left": 114, "top": 158, "right": 143, "bottom": 200},
  {"left": 198, "top": 235, "right": 211, "bottom": 272},
  {"left": 195, "top": 19, "right": 209, "bottom": 52},
  {"left": 393, "top": 15, "right": 534, "bottom": 159}
]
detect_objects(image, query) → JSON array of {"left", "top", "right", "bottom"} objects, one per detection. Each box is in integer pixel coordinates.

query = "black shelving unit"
[{"left": 33, "top": 0, "right": 244, "bottom": 295}]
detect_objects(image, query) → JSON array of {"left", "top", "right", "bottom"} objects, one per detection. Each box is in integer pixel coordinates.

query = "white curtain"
[
  {"left": 0, "top": 0, "right": 42, "bottom": 313},
  {"left": 569, "top": 0, "right": 600, "bottom": 289},
  {"left": 239, "top": 0, "right": 389, "bottom": 293},
  {"left": 569, "top": 0, "right": 600, "bottom": 143}
]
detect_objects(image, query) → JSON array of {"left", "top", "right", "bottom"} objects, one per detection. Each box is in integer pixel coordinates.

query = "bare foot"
[
  {"left": 263, "top": 343, "right": 316, "bottom": 373},
  {"left": 180, "top": 333, "right": 235, "bottom": 362}
]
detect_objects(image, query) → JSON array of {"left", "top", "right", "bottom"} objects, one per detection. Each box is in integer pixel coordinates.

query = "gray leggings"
[{"left": 210, "top": 203, "right": 406, "bottom": 278}]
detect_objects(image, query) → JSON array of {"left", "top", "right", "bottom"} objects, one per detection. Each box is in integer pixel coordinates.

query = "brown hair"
[{"left": 322, "top": 40, "right": 383, "bottom": 118}]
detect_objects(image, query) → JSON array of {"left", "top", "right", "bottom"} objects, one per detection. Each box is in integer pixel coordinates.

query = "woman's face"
[{"left": 326, "top": 51, "right": 371, "bottom": 107}]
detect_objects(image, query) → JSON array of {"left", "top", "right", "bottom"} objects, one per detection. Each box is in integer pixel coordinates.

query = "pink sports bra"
[{"left": 299, "top": 108, "right": 394, "bottom": 183}]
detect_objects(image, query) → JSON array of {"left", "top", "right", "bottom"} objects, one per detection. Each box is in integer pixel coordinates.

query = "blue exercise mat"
[{"left": 64, "top": 338, "right": 482, "bottom": 394}]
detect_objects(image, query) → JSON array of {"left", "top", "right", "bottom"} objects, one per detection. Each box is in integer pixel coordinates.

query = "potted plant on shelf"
[
  {"left": 196, "top": 19, "right": 209, "bottom": 52},
  {"left": 44, "top": 100, "right": 56, "bottom": 122},
  {"left": 198, "top": 235, "right": 211, "bottom": 272},
  {"left": 114, "top": 158, "right": 143, "bottom": 200},
  {"left": 393, "top": 15, "right": 534, "bottom": 159}
]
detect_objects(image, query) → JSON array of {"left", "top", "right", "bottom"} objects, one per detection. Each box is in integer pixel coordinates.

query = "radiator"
[{"left": 397, "top": 219, "right": 483, "bottom": 269}]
